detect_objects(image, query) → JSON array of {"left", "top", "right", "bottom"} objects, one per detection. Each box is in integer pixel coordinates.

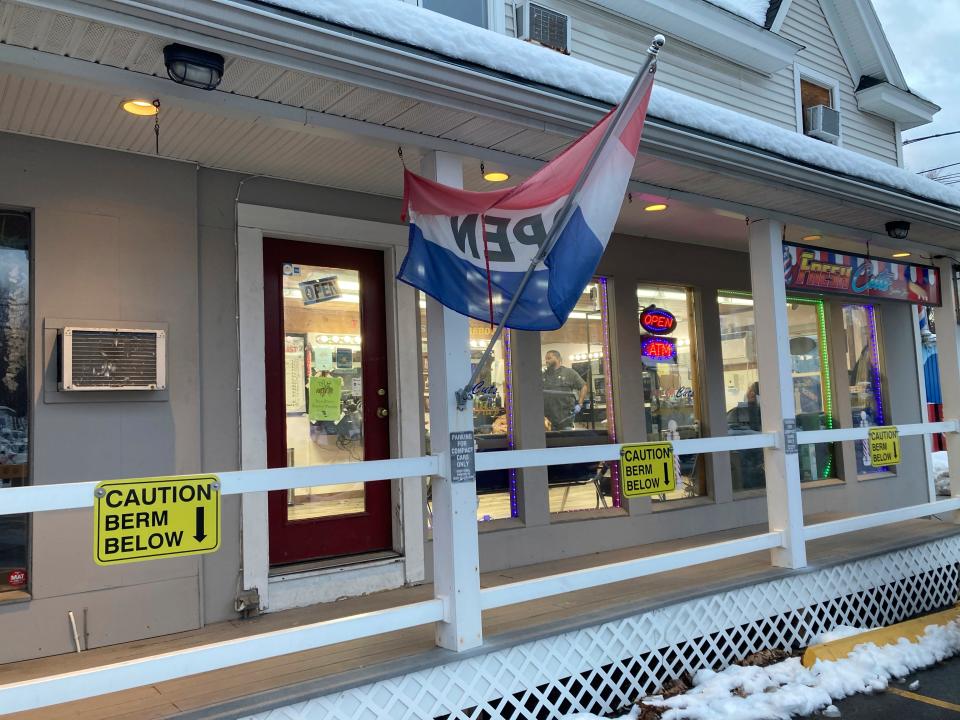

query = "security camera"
[{"left": 885, "top": 220, "right": 910, "bottom": 240}]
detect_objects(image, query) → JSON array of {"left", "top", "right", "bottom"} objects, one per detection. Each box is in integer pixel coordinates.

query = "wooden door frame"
[{"left": 236, "top": 204, "right": 425, "bottom": 613}]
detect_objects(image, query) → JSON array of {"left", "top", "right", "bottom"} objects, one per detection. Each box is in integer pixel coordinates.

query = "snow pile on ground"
[
  {"left": 262, "top": 0, "right": 960, "bottom": 209},
  {"left": 703, "top": 0, "right": 770, "bottom": 25},
  {"left": 564, "top": 621, "right": 960, "bottom": 720},
  {"left": 932, "top": 450, "right": 950, "bottom": 495}
]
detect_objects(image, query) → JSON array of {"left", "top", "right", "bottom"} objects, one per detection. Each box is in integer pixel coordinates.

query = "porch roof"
[{"left": 1, "top": 0, "right": 959, "bottom": 253}]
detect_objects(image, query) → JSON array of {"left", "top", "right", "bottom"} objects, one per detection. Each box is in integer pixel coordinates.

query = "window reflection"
[
  {"left": 0, "top": 210, "right": 29, "bottom": 595},
  {"left": 540, "top": 278, "right": 620, "bottom": 514}
]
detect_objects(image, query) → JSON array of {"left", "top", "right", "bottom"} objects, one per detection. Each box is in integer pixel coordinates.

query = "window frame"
[
  {"left": 793, "top": 63, "right": 842, "bottom": 147},
  {"left": 416, "top": 0, "right": 505, "bottom": 31}
]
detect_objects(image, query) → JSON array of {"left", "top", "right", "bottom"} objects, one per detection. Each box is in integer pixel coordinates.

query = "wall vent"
[
  {"left": 59, "top": 327, "right": 166, "bottom": 391},
  {"left": 516, "top": 2, "right": 570, "bottom": 54},
  {"left": 804, "top": 104, "right": 841, "bottom": 143}
]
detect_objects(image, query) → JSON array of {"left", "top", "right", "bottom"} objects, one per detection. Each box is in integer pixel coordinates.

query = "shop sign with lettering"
[
  {"left": 641, "top": 335, "right": 677, "bottom": 362},
  {"left": 620, "top": 442, "right": 676, "bottom": 497},
  {"left": 784, "top": 243, "right": 941, "bottom": 306},
  {"left": 93, "top": 475, "right": 221, "bottom": 565},
  {"left": 639, "top": 305, "right": 677, "bottom": 335},
  {"left": 868, "top": 426, "right": 901, "bottom": 466}
]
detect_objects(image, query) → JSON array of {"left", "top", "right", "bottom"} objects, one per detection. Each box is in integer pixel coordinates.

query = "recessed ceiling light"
[
  {"left": 802, "top": 234, "right": 822, "bottom": 242},
  {"left": 892, "top": 251, "right": 911, "bottom": 258},
  {"left": 644, "top": 203, "right": 668, "bottom": 212},
  {"left": 121, "top": 99, "right": 158, "bottom": 116},
  {"left": 483, "top": 171, "right": 510, "bottom": 182}
]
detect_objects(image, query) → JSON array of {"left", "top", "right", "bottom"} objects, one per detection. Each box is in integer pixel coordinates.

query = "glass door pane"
[{"left": 282, "top": 264, "right": 365, "bottom": 520}]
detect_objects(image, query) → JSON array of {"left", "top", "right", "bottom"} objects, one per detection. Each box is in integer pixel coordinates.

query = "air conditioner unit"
[
  {"left": 515, "top": 2, "right": 571, "bottom": 54},
  {"left": 59, "top": 327, "right": 166, "bottom": 391},
  {"left": 804, "top": 104, "right": 841, "bottom": 143}
]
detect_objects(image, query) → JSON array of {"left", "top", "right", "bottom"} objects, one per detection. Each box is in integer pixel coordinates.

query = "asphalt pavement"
[{"left": 803, "top": 655, "right": 960, "bottom": 718}]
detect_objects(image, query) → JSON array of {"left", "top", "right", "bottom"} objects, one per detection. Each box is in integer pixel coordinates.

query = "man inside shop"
[{"left": 542, "top": 350, "right": 588, "bottom": 431}]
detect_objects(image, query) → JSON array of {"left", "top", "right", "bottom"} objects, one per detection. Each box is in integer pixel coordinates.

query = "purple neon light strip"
[
  {"left": 504, "top": 329, "right": 518, "bottom": 518},
  {"left": 599, "top": 278, "right": 621, "bottom": 508},
  {"left": 866, "top": 306, "right": 885, "bottom": 426}
]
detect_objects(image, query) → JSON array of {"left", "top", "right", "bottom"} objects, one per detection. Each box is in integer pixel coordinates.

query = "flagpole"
[{"left": 454, "top": 34, "right": 665, "bottom": 411}]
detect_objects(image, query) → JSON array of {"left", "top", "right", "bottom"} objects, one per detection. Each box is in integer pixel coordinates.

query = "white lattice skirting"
[{"left": 241, "top": 536, "right": 960, "bottom": 720}]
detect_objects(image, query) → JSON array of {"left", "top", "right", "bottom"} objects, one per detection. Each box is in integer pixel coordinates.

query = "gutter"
[{"left": 16, "top": 0, "right": 960, "bottom": 233}]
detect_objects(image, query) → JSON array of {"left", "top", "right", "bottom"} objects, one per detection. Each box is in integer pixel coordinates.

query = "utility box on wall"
[{"left": 59, "top": 327, "right": 166, "bottom": 391}]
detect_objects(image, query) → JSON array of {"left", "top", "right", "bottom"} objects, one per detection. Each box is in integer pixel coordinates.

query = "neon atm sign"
[{"left": 641, "top": 335, "right": 677, "bottom": 362}]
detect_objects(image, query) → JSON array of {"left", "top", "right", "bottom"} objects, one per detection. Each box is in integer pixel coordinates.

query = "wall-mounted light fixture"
[
  {"left": 163, "top": 43, "right": 225, "bottom": 91},
  {"left": 885, "top": 220, "right": 910, "bottom": 240}
]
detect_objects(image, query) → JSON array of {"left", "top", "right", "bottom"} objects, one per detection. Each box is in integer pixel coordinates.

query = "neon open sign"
[
  {"left": 641, "top": 335, "right": 677, "bottom": 362},
  {"left": 639, "top": 305, "right": 677, "bottom": 335}
]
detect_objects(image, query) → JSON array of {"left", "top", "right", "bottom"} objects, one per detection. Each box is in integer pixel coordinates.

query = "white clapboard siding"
[
  {"left": 769, "top": 0, "right": 897, "bottom": 164},
  {"left": 495, "top": 0, "right": 897, "bottom": 165}
]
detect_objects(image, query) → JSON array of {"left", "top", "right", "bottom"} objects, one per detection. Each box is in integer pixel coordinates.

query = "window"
[
  {"left": 540, "top": 278, "right": 620, "bottom": 514},
  {"left": 637, "top": 285, "right": 705, "bottom": 500},
  {"left": 800, "top": 79, "right": 833, "bottom": 133},
  {"left": 843, "top": 304, "right": 889, "bottom": 475},
  {"left": 0, "top": 210, "right": 29, "bottom": 596},
  {"left": 719, "top": 293, "right": 838, "bottom": 490},
  {"left": 419, "top": 295, "right": 514, "bottom": 522},
  {"left": 421, "top": 0, "right": 487, "bottom": 27}
]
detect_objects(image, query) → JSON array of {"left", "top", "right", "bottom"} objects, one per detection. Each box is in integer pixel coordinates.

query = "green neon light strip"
[{"left": 719, "top": 291, "right": 835, "bottom": 478}]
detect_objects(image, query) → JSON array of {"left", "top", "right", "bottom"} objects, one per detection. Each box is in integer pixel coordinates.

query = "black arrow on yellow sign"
[{"left": 194, "top": 506, "right": 207, "bottom": 543}]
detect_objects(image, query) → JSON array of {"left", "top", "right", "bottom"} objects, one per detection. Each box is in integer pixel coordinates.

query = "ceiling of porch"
[{"left": 0, "top": 0, "right": 951, "bottom": 258}]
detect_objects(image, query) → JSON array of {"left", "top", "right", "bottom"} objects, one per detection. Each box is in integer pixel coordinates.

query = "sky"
[{"left": 872, "top": 0, "right": 960, "bottom": 179}]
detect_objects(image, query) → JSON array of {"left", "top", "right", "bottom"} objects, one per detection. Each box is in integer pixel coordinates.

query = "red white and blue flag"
[{"left": 398, "top": 66, "right": 656, "bottom": 330}]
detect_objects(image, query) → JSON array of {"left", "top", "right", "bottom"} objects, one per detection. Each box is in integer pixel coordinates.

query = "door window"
[
  {"left": 0, "top": 210, "right": 29, "bottom": 596},
  {"left": 282, "top": 265, "right": 366, "bottom": 520},
  {"left": 637, "top": 285, "right": 705, "bottom": 500}
]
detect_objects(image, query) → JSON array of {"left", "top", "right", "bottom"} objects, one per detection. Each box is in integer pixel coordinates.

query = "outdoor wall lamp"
[
  {"left": 163, "top": 43, "right": 225, "bottom": 91},
  {"left": 885, "top": 220, "right": 910, "bottom": 240}
]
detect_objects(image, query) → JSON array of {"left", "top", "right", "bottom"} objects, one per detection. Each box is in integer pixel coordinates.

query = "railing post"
[
  {"left": 933, "top": 257, "right": 960, "bottom": 509},
  {"left": 422, "top": 151, "right": 483, "bottom": 651},
  {"left": 748, "top": 219, "right": 807, "bottom": 568}
]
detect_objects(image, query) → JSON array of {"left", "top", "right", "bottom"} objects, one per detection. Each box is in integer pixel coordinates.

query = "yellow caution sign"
[
  {"left": 620, "top": 442, "right": 676, "bottom": 497},
  {"left": 94, "top": 475, "right": 221, "bottom": 566},
  {"left": 868, "top": 426, "right": 901, "bottom": 467}
]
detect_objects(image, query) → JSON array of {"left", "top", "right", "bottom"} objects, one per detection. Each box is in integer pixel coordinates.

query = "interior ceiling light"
[
  {"left": 644, "top": 203, "right": 668, "bottom": 212},
  {"left": 163, "top": 43, "right": 225, "bottom": 91},
  {"left": 892, "top": 251, "right": 911, "bottom": 258},
  {"left": 121, "top": 99, "right": 159, "bottom": 116},
  {"left": 802, "top": 234, "right": 822, "bottom": 241},
  {"left": 480, "top": 162, "right": 510, "bottom": 182}
]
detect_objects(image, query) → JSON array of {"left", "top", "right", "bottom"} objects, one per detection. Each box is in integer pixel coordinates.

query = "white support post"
[
  {"left": 422, "top": 151, "right": 483, "bottom": 651},
  {"left": 934, "top": 258, "right": 960, "bottom": 507},
  {"left": 748, "top": 220, "right": 807, "bottom": 568}
]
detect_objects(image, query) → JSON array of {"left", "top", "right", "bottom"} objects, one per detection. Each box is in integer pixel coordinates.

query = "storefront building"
[{"left": 0, "top": 0, "right": 958, "bottom": 687}]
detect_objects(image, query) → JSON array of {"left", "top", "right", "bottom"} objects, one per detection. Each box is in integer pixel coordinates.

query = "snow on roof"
[
  {"left": 702, "top": 0, "right": 770, "bottom": 26},
  {"left": 263, "top": 0, "right": 960, "bottom": 210}
]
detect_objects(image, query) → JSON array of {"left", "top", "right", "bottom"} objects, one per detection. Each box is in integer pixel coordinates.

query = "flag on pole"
[{"left": 398, "top": 58, "right": 657, "bottom": 331}]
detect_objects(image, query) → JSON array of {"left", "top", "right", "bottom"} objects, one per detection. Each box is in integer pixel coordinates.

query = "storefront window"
[
  {"left": 719, "top": 292, "right": 838, "bottom": 489},
  {"left": 420, "top": 295, "right": 514, "bottom": 522},
  {"left": 843, "top": 304, "right": 888, "bottom": 475},
  {"left": 541, "top": 278, "right": 620, "bottom": 514},
  {"left": 637, "top": 285, "right": 705, "bottom": 500},
  {"left": 0, "top": 210, "right": 29, "bottom": 595}
]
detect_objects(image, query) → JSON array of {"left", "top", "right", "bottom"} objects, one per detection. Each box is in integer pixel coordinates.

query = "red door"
[{"left": 264, "top": 239, "right": 392, "bottom": 565}]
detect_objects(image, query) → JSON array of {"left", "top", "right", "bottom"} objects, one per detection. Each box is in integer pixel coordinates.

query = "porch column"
[
  {"left": 933, "top": 258, "right": 960, "bottom": 504},
  {"left": 748, "top": 219, "right": 807, "bottom": 568},
  {"left": 422, "top": 151, "right": 483, "bottom": 651}
]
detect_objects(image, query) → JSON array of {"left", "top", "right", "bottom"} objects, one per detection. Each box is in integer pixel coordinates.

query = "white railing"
[{"left": 0, "top": 420, "right": 955, "bottom": 713}]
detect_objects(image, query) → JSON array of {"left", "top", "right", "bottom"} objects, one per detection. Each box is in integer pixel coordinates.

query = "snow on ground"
[
  {"left": 564, "top": 621, "right": 960, "bottom": 720},
  {"left": 703, "top": 0, "right": 770, "bottom": 25},
  {"left": 262, "top": 0, "right": 960, "bottom": 209},
  {"left": 933, "top": 450, "right": 950, "bottom": 495},
  {"left": 810, "top": 625, "right": 872, "bottom": 645}
]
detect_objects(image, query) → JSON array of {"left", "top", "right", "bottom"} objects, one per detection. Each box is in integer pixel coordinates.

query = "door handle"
[{"left": 377, "top": 407, "right": 389, "bottom": 418}]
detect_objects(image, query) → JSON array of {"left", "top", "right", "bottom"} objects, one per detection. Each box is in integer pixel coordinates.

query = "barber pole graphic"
[{"left": 398, "top": 49, "right": 658, "bottom": 330}]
